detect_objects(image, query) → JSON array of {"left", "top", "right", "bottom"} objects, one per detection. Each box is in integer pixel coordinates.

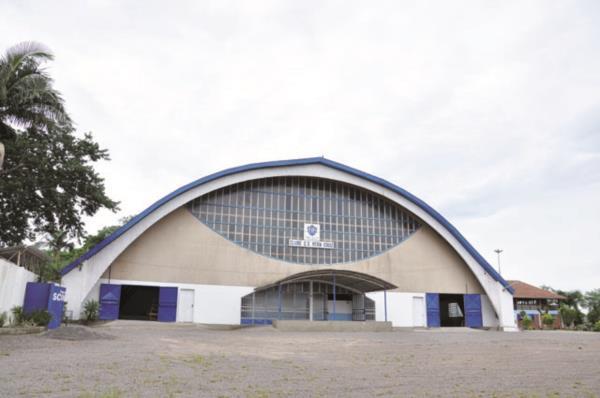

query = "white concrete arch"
[{"left": 62, "top": 162, "right": 516, "bottom": 330}]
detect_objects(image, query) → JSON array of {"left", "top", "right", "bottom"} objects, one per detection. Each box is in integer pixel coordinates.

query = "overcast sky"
[{"left": 2, "top": 1, "right": 599, "bottom": 291}]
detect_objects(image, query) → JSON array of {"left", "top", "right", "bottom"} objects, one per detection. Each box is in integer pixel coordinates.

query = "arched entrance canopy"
[
  {"left": 258, "top": 269, "right": 397, "bottom": 293},
  {"left": 242, "top": 269, "right": 392, "bottom": 323}
]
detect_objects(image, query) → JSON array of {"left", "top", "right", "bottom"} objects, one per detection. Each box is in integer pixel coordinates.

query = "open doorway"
[
  {"left": 439, "top": 294, "right": 465, "bottom": 327},
  {"left": 119, "top": 285, "right": 159, "bottom": 321}
]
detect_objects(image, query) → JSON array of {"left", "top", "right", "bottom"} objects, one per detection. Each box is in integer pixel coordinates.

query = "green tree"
[
  {"left": 585, "top": 289, "right": 600, "bottom": 324},
  {"left": 584, "top": 289, "right": 600, "bottom": 310},
  {"left": 559, "top": 304, "right": 578, "bottom": 328},
  {"left": 0, "top": 42, "right": 69, "bottom": 170},
  {"left": 0, "top": 125, "right": 118, "bottom": 246},
  {"left": 554, "top": 289, "right": 585, "bottom": 325},
  {"left": 0, "top": 42, "right": 118, "bottom": 247},
  {"left": 554, "top": 289, "right": 584, "bottom": 309},
  {"left": 41, "top": 218, "right": 130, "bottom": 282}
]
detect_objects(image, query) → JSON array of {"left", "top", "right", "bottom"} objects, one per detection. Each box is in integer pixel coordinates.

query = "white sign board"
[{"left": 289, "top": 223, "right": 334, "bottom": 249}]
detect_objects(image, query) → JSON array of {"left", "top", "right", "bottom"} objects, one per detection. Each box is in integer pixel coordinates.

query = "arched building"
[{"left": 61, "top": 158, "right": 517, "bottom": 330}]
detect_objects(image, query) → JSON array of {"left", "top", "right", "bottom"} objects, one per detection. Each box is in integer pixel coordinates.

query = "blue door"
[
  {"left": 158, "top": 287, "right": 178, "bottom": 322},
  {"left": 426, "top": 293, "right": 440, "bottom": 327},
  {"left": 99, "top": 284, "right": 121, "bottom": 320},
  {"left": 464, "top": 294, "right": 483, "bottom": 328}
]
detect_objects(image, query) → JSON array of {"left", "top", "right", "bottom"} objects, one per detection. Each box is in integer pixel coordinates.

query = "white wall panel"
[
  {"left": 0, "top": 258, "right": 37, "bottom": 321},
  {"left": 367, "top": 291, "right": 426, "bottom": 327}
]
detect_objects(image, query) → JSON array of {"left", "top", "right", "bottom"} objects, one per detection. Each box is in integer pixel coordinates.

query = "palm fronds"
[{"left": 0, "top": 41, "right": 70, "bottom": 142}]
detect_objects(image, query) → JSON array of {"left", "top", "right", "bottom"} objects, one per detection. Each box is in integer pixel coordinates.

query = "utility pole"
[{"left": 494, "top": 249, "right": 503, "bottom": 275}]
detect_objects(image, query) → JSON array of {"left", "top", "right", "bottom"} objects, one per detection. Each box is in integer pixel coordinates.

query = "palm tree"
[{"left": 0, "top": 41, "right": 70, "bottom": 170}]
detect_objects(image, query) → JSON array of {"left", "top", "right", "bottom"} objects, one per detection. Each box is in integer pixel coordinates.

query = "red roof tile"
[{"left": 507, "top": 280, "right": 566, "bottom": 300}]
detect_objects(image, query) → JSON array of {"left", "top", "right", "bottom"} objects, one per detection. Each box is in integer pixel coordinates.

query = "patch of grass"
[
  {"left": 185, "top": 354, "right": 210, "bottom": 367},
  {"left": 78, "top": 390, "right": 123, "bottom": 398},
  {"left": 247, "top": 390, "right": 271, "bottom": 398}
]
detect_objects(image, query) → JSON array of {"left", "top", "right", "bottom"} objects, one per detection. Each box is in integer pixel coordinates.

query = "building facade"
[
  {"left": 60, "top": 158, "right": 517, "bottom": 330},
  {"left": 509, "top": 280, "right": 565, "bottom": 329}
]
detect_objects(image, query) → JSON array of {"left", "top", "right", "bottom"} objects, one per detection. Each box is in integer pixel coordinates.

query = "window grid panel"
[{"left": 188, "top": 177, "right": 421, "bottom": 264}]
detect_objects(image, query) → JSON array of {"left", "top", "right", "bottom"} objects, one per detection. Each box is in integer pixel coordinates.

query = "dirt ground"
[{"left": 0, "top": 321, "right": 599, "bottom": 398}]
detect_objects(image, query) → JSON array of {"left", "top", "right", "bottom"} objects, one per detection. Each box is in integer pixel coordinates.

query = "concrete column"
[
  {"left": 496, "top": 283, "right": 518, "bottom": 331},
  {"left": 362, "top": 293, "right": 366, "bottom": 321},
  {"left": 384, "top": 289, "right": 388, "bottom": 322},
  {"left": 332, "top": 272, "right": 336, "bottom": 321},
  {"left": 309, "top": 281, "right": 313, "bottom": 321},
  {"left": 278, "top": 284, "right": 282, "bottom": 320},
  {"left": 252, "top": 292, "right": 255, "bottom": 324}
]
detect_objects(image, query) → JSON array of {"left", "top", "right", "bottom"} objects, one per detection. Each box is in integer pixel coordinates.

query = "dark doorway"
[
  {"left": 118, "top": 285, "right": 159, "bottom": 321},
  {"left": 439, "top": 294, "right": 465, "bottom": 327}
]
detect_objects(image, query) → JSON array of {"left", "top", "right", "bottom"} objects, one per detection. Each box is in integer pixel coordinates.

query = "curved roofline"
[
  {"left": 60, "top": 157, "right": 513, "bottom": 293},
  {"left": 259, "top": 269, "right": 398, "bottom": 292}
]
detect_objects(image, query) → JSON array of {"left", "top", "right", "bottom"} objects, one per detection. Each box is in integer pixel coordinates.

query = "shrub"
[
  {"left": 11, "top": 306, "right": 24, "bottom": 326},
  {"left": 521, "top": 314, "right": 533, "bottom": 330},
  {"left": 593, "top": 321, "right": 600, "bottom": 332},
  {"left": 0, "top": 312, "right": 6, "bottom": 327},
  {"left": 26, "top": 310, "right": 52, "bottom": 327},
  {"left": 587, "top": 307, "right": 600, "bottom": 325},
  {"left": 575, "top": 323, "right": 589, "bottom": 331},
  {"left": 83, "top": 300, "right": 99, "bottom": 322},
  {"left": 542, "top": 313, "right": 555, "bottom": 329}
]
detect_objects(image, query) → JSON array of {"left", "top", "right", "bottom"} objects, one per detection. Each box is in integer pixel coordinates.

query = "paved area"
[{"left": 1, "top": 321, "right": 599, "bottom": 397}]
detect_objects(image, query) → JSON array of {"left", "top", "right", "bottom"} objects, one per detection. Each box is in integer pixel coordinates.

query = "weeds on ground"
[
  {"left": 185, "top": 354, "right": 211, "bottom": 367},
  {"left": 78, "top": 388, "right": 123, "bottom": 398}
]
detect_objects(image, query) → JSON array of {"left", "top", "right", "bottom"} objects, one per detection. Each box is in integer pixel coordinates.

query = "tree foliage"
[
  {"left": 39, "top": 219, "right": 129, "bottom": 282},
  {"left": 541, "top": 313, "right": 555, "bottom": 328},
  {"left": 554, "top": 289, "right": 584, "bottom": 310},
  {"left": 1, "top": 42, "right": 70, "bottom": 168},
  {"left": 0, "top": 42, "right": 118, "bottom": 246},
  {"left": 559, "top": 304, "right": 578, "bottom": 328},
  {"left": 585, "top": 289, "right": 600, "bottom": 324},
  {"left": 0, "top": 126, "right": 118, "bottom": 246}
]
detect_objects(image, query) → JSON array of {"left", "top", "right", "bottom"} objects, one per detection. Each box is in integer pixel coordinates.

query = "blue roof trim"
[{"left": 60, "top": 157, "right": 514, "bottom": 293}]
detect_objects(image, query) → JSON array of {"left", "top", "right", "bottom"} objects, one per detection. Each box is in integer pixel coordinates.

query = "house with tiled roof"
[{"left": 508, "top": 280, "right": 566, "bottom": 329}]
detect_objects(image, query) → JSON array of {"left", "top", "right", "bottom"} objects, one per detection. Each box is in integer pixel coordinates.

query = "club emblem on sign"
[{"left": 303, "top": 223, "right": 320, "bottom": 242}]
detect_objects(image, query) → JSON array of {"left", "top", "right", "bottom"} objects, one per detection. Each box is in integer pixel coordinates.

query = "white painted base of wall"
[
  {"left": 76, "top": 278, "right": 505, "bottom": 329},
  {"left": 97, "top": 279, "right": 253, "bottom": 325},
  {"left": 367, "top": 291, "right": 426, "bottom": 327},
  {"left": 0, "top": 259, "right": 37, "bottom": 322},
  {"left": 367, "top": 291, "right": 499, "bottom": 328},
  {"left": 481, "top": 294, "right": 500, "bottom": 328}
]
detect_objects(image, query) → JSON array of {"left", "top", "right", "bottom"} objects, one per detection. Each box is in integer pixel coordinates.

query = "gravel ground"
[{"left": 0, "top": 321, "right": 599, "bottom": 397}]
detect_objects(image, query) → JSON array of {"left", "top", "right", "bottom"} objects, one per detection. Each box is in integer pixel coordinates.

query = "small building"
[
  {"left": 508, "top": 280, "right": 566, "bottom": 329},
  {"left": 0, "top": 245, "right": 49, "bottom": 275}
]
